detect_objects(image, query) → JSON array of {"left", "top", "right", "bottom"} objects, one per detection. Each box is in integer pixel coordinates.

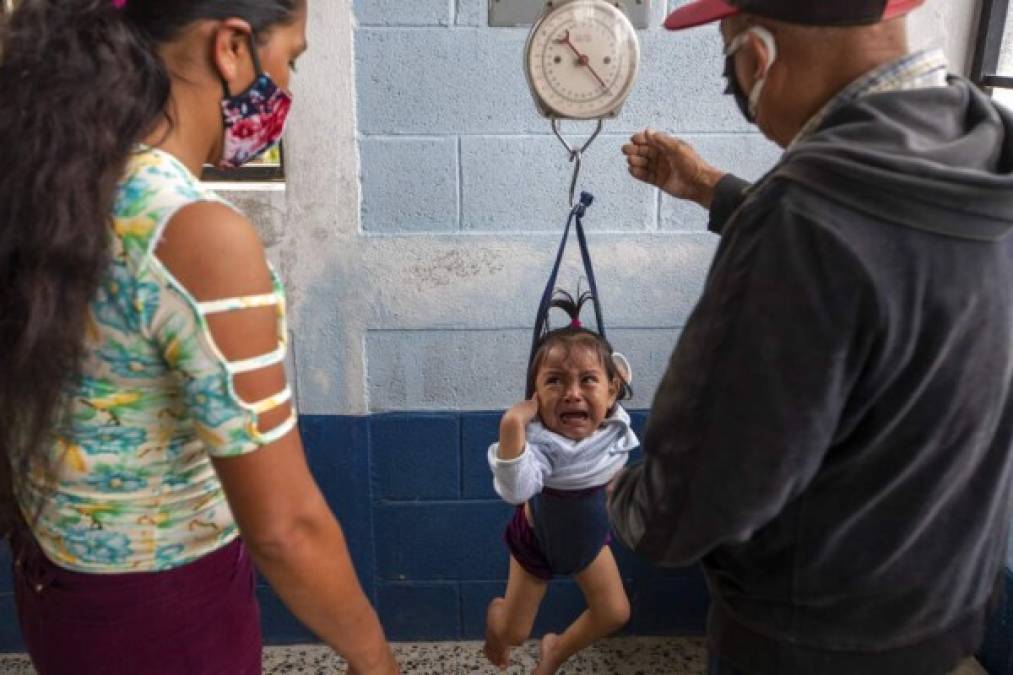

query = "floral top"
[{"left": 13, "top": 147, "right": 296, "bottom": 573}]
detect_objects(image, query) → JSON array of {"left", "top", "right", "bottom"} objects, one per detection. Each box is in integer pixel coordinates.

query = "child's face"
[{"left": 533, "top": 344, "right": 620, "bottom": 441}]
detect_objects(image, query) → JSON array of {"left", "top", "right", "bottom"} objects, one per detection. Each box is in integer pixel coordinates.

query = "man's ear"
[{"left": 746, "top": 29, "right": 775, "bottom": 82}]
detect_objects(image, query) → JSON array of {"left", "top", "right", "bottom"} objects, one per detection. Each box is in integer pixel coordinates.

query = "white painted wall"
[{"left": 909, "top": 0, "right": 982, "bottom": 74}]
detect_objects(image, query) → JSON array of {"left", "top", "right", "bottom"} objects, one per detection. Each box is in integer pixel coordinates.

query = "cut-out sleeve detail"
[
  {"left": 143, "top": 253, "right": 296, "bottom": 459},
  {"left": 250, "top": 385, "right": 293, "bottom": 415},
  {"left": 196, "top": 292, "right": 282, "bottom": 316},
  {"left": 226, "top": 344, "right": 287, "bottom": 375},
  {"left": 252, "top": 410, "right": 298, "bottom": 445}
]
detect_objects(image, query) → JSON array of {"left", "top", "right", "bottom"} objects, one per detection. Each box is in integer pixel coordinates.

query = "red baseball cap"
[{"left": 664, "top": 0, "right": 926, "bottom": 31}]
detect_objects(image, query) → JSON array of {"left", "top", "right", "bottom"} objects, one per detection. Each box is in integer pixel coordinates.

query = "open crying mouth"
[{"left": 560, "top": 412, "right": 589, "bottom": 423}]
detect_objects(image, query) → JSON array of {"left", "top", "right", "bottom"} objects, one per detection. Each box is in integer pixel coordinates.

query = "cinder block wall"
[{"left": 352, "top": 1, "right": 780, "bottom": 415}]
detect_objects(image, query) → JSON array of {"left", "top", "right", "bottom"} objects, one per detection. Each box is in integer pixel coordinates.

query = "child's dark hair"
[{"left": 525, "top": 290, "right": 632, "bottom": 404}]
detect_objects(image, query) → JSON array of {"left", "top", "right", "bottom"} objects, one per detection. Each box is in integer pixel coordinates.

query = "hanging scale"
[{"left": 524, "top": 0, "right": 642, "bottom": 206}]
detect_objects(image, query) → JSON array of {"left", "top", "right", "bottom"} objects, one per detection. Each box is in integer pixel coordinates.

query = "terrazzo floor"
[
  {"left": 0, "top": 639, "right": 989, "bottom": 674},
  {"left": 0, "top": 637, "right": 707, "bottom": 674},
  {"left": 263, "top": 637, "right": 708, "bottom": 674}
]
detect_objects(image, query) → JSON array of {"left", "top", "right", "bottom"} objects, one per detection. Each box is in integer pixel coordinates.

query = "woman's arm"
[
  {"left": 155, "top": 201, "right": 397, "bottom": 674},
  {"left": 213, "top": 436, "right": 396, "bottom": 674}
]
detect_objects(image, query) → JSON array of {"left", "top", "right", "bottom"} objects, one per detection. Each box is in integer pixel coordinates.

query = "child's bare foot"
[
  {"left": 483, "top": 598, "right": 510, "bottom": 669},
  {"left": 532, "top": 633, "right": 561, "bottom": 675}
]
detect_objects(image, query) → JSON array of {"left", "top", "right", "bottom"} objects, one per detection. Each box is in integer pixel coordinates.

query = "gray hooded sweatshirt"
[{"left": 609, "top": 77, "right": 1013, "bottom": 675}]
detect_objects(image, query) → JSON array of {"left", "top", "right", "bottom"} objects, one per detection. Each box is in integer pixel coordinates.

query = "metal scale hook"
[{"left": 551, "top": 118, "right": 604, "bottom": 208}]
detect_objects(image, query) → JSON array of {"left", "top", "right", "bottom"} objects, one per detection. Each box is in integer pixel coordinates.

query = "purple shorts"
[
  {"left": 504, "top": 485, "right": 611, "bottom": 580},
  {"left": 12, "top": 529, "right": 262, "bottom": 675}
]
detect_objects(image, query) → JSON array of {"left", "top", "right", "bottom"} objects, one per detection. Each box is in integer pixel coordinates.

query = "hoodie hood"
[
  {"left": 775, "top": 77, "right": 1013, "bottom": 241},
  {"left": 527, "top": 404, "right": 638, "bottom": 455}
]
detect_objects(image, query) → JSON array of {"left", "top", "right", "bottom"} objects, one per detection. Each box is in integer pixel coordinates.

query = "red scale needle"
[{"left": 555, "top": 30, "right": 608, "bottom": 90}]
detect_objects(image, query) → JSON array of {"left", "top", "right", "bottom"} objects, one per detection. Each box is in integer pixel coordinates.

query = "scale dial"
[{"left": 525, "top": 1, "right": 640, "bottom": 120}]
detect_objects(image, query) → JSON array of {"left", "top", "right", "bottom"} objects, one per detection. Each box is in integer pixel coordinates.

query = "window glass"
[{"left": 1000, "top": 6, "right": 1013, "bottom": 76}]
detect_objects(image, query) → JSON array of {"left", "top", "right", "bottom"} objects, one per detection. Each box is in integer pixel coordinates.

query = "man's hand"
[
  {"left": 498, "top": 395, "right": 540, "bottom": 460},
  {"left": 622, "top": 129, "right": 726, "bottom": 208}
]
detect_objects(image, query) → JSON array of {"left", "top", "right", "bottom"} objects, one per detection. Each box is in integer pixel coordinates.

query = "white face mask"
[{"left": 724, "top": 26, "right": 779, "bottom": 122}]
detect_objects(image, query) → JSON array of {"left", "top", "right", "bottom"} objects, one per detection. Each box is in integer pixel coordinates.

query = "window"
[
  {"left": 973, "top": 0, "right": 1013, "bottom": 107},
  {"left": 200, "top": 143, "right": 286, "bottom": 183}
]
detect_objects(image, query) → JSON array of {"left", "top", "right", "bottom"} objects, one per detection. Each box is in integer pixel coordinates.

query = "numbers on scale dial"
[{"left": 528, "top": 3, "right": 638, "bottom": 120}]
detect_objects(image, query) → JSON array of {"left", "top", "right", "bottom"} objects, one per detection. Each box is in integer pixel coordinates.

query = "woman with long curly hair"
[{"left": 0, "top": 1, "right": 397, "bottom": 673}]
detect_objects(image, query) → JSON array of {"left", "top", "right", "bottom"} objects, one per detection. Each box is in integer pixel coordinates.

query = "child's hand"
[
  {"left": 498, "top": 395, "right": 539, "bottom": 460},
  {"left": 505, "top": 394, "right": 540, "bottom": 427}
]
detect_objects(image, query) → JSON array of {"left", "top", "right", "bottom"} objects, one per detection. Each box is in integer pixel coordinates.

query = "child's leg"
[
  {"left": 483, "top": 555, "right": 549, "bottom": 668},
  {"left": 533, "top": 546, "right": 630, "bottom": 675}
]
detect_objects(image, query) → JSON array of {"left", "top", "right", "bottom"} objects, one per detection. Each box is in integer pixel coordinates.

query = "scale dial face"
[{"left": 525, "top": 1, "right": 640, "bottom": 120}]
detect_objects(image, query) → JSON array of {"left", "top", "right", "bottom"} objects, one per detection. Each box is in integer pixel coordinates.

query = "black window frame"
[
  {"left": 200, "top": 144, "right": 287, "bottom": 183},
  {"left": 972, "top": 0, "right": 1013, "bottom": 90}
]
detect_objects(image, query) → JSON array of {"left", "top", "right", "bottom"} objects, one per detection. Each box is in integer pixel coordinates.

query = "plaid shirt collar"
[{"left": 791, "top": 48, "right": 949, "bottom": 147}]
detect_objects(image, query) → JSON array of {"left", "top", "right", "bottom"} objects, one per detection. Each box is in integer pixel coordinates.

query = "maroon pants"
[{"left": 12, "top": 532, "right": 262, "bottom": 675}]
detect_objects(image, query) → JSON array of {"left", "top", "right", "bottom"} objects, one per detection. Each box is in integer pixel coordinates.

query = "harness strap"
[{"left": 527, "top": 192, "right": 606, "bottom": 396}]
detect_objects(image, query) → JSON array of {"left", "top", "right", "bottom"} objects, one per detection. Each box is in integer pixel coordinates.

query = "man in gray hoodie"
[{"left": 610, "top": 2, "right": 1013, "bottom": 674}]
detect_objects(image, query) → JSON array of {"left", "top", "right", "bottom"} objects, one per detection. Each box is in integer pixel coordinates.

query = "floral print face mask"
[{"left": 218, "top": 34, "right": 293, "bottom": 169}]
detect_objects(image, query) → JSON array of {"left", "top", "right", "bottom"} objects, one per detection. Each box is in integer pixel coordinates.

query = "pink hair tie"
[
  {"left": 112, "top": 0, "right": 127, "bottom": 8},
  {"left": 570, "top": 319, "right": 582, "bottom": 329}
]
